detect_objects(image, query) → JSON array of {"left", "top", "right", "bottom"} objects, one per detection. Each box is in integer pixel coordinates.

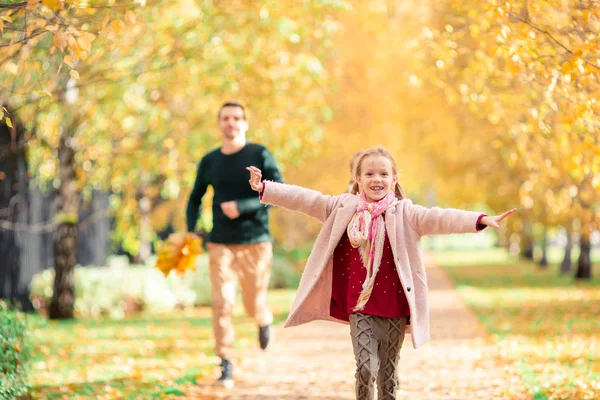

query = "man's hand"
[{"left": 221, "top": 201, "right": 240, "bottom": 219}]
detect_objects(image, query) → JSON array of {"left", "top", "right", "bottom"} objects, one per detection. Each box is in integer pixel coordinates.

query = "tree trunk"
[
  {"left": 49, "top": 133, "right": 79, "bottom": 320},
  {"left": 575, "top": 232, "right": 592, "bottom": 280},
  {"left": 137, "top": 195, "right": 152, "bottom": 264},
  {"left": 0, "top": 113, "right": 23, "bottom": 304},
  {"left": 539, "top": 226, "right": 548, "bottom": 268},
  {"left": 560, "top": 228, "right": 572, "bottom": 274},
  {"left": 521, "top": 230, "right": 534, "bottom": 260}
]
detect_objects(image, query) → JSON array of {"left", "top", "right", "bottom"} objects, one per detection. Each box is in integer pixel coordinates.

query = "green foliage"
[
  {"left": 29, "top": 257, "right": 198, "bottom": 319},
  {"left": 434, "top": 247, "right": 600, "bottom": 267},
  {"left": 29, "top": 253, "right": 300, "bottom": 318},
  {"left": 53, "top": 213, "right": 79, "bottom": 225},
  {"left": 274, "top": 242, "right": 314, "bottom": 265},
  {"left": 0, "top": 302, "right": 30, "bottom": 400},
  {"left": 7, "top": 0, "right": 348, "bottom": 257},
  {"left": 423, "top": 231, "right": 498, "bottom": 252},
  {"left": 270, "top": 255, "right": 301, "bottom": 290}
]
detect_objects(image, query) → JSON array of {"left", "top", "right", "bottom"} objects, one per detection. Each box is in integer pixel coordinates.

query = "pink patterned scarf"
[{"left": 347, "top": 191, "right": 398, "bottom": 311}]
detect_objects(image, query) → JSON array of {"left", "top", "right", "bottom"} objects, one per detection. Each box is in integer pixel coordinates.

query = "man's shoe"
[
  {"left": 215, "top": 359, "right": 234, "bottom": 388},
  {"left": 259, "top": 324, "right": 271, "bottom": 350}
]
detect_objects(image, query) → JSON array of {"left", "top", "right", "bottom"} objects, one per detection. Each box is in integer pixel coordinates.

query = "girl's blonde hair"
[
  {"left": 350, "top": 147, "right": 406, "bottom": 199},
  {"left": 349, "top": 151, "right": 364, "bottom": 176}
]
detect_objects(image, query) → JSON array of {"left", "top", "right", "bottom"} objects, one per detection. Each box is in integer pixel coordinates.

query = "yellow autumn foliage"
[{"left": 154, "top": 232, "right": 203, "bottom": 277}]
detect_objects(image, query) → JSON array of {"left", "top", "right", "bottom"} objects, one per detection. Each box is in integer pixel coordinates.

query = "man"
[{"left": 186, "top": 101, "right": 283, "bottom": 387}]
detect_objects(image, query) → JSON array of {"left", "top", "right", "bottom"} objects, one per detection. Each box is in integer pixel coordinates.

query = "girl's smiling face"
[{"left": 356, "top": 155, "right": 397, "bottom": 203}]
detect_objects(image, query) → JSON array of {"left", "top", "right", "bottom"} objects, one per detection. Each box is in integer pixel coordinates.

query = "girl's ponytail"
[{"left": 394, "top": 182, "right": 406, "bottom": 200}]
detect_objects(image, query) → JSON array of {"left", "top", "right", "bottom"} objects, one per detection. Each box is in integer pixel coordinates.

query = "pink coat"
[{"left": 261, "top": 182, "right": 484, "bottom": 349}]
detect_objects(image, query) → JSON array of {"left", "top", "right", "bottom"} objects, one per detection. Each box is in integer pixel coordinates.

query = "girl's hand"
[
  {"left": 480, "top": 208, "right": 517, "bottom": 230},
  {"left": 246, "top": 166, "right": 263, "bottom": 192}
]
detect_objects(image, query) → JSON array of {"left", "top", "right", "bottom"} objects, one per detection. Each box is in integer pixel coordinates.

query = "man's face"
[{"left": 218, "top": 106, "right": 248, "bottom": 140}]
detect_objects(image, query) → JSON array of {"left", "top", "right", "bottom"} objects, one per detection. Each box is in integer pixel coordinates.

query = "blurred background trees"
[{"left": 0, "top": 0, "right": 598, "bottom": 317}]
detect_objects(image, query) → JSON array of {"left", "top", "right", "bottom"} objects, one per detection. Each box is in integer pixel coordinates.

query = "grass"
[
  {"left": 24, "top": 246, "right": 600, "bottom": 399},
  {"left": 431, "top": 246, "right": 600, "bottom": 267},
  {"left": 27, "top": 290, "right": 296, "bottom": 399},
  {"left": 434, "top": 249, "right": 600, "bottom": 400}
]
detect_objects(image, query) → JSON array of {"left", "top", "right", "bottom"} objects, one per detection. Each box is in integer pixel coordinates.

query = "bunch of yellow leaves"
[{"left": 155, "top": 232, "right": 203, "bottom": 276}]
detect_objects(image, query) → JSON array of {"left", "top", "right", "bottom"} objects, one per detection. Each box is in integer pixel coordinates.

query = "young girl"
[{"left": 246, "top": 147, "right": 515, "bottom": 400}]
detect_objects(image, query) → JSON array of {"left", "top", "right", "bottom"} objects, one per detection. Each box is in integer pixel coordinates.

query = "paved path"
[{"left": 184, "top": 255, "right": 530, "bottom": 399}]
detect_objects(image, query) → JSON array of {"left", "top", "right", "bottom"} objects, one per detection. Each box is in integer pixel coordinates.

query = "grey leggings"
[{"left": 349, "top": 313, "right": 408, "bottom": 400}]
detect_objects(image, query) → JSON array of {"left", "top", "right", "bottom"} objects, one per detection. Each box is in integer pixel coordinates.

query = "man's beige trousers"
[{"left": 207, "top": 242, "right": 273, "bottom": 360}]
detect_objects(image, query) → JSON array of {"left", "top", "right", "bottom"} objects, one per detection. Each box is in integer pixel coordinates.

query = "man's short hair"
[{"left": 218, "top": 101, "right": 246, "bottom": 119}]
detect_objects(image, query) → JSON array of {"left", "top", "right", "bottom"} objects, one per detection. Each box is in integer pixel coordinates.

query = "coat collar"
[
  {"left": 385, "top": 210, "right": 397, "bottom": 260},
  {"left": 329, "top": 194, "right": 399, "bottom": 250},
  {"left": 329, "top": 194, "right": 358, "bottom": 246},
  {"left": 340, "top": 192, "right": 359, "bottom": 208}
]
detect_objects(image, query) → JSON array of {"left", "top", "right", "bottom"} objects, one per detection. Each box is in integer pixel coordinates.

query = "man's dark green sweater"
[{"left": 186, "top": 143, "right": 283, "bottom": 244}]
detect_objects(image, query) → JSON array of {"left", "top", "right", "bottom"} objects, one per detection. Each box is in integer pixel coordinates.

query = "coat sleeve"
[
  {"left": 260, "top": 181, "right": 342, "bottom": 223},
  {"left": 403, "top": 200, "right": 486, "bottom": 237}
]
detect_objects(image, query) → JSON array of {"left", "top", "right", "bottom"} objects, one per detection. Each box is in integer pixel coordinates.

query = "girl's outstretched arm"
[
  {"left": 406, "top": 200, "right": 517, "bottom": 236},
  {"left": 247, "top": 166, "right": 342, "bottom": 223}
]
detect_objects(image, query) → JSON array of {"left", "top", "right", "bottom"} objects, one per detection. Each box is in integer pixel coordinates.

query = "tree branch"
[
  {"left": 0, "top": 30, "right": 47, "bottom": 48},
  {"left": 508, "top": 11, "right": 600, "bottom": 71},
  {"left": 0, "top": 219, "right": 55, "bottom": 233},
  {"left": 0, "top": 2, "right": 27, "bottom": 9},
  {"left": 0, "top": 208, "right": 110, "bottom": 233}
]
